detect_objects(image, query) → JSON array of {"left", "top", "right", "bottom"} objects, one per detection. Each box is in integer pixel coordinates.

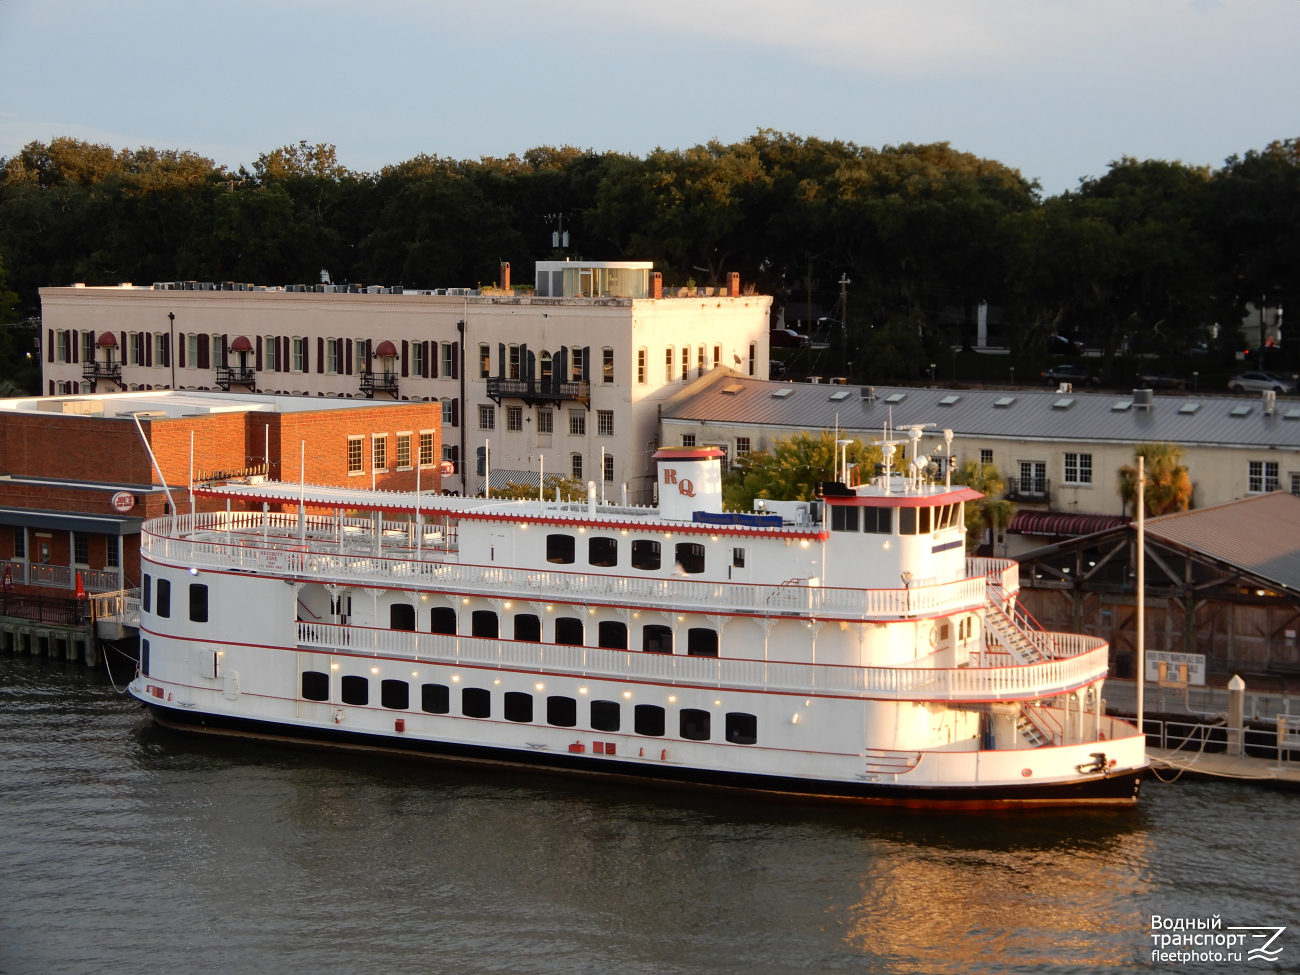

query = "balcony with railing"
[
  {"left": 359, "top": 370, "right": 400, "bottom": 398},
  {"left": 215, "top": 365, "right": 256, "bottom": 391},
  {"left": 82, "top": 359, "right": 123, "bottom": 387},
  {"left": 486, "top": 377, "right": 590, "bottom": 407},
  {"left": 11, "top": 561, "right": 121, "bottom": 592},
  {"left": 1007, "top": 475, "right": 1050, "bottom": 503}
]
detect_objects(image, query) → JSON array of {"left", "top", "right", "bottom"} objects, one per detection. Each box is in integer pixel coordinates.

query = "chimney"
[
  {"left": 651, "top": 272, "right": 662, "bottom": 300},
  {"left": 728, "top": 271, "right": 739, "bottom": 297},
  {"left": 500, "top": 262, "right": 511, "bottom": 293}
]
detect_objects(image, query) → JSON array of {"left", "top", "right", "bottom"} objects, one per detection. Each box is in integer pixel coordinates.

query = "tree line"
[{"left": 2, "top": 131, "right": 1298, "bottom": 391}]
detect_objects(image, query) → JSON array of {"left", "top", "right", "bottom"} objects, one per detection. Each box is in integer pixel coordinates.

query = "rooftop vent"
[
  {"left": 1052, "top": 397, "right": 1075, "bottom": 410},
  {"left": 1178, "top": 402, "right": 1201, "bottom": 414},
  {"left": 1112, "top": 399, "right": 1133, "bottom": 411},
  {"left": 720, "top": 383, "right": 744, "bottom": 395},
  {"left": 829, "top": 389, "right": 851, "bottom": 401},
  {"left": 861, "top": 386, "right": 876, "bottom": 401},
  {"left": 806, "top": 376, "right": 822, "bottom": 384},
  {"left": 1263, "top": 389, "right": 1277, "bottom": 415},
  {"left": 884, "top": 392, "right": 907, "bottom": 404},
  {"left": 830, "top": 377, "right": 847, "bottom": 385},
  {"left": 771, "top": 387, "right": 793, "bottom": 399},
  {"left": 1133, "top": 389, "right": 1154, "bottom": 410},
  {"left": 1057, "top": 382, "right": 1073, "bottom": 394},
  {"left": 1230, "top": 404, "right": 1252, "bottom": 417},
  {"left": 938, "top": 394, "right": 961, "bottom": 406},
  {"left": 993, "top": 396, "right": 1016, "bottom": 408}
]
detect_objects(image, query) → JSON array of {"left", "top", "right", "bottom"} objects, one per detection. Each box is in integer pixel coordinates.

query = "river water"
[{"left": 1, "top": 654, "right": 1296, "bottom": 975}]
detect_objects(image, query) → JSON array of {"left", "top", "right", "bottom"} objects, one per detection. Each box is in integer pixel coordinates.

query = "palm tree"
[
  {"left": 1118, "top": 443, "right": 1193, "bottom": 517},
  {"left": 951, "top": 459, "right": 1015, "bottom": 552}
]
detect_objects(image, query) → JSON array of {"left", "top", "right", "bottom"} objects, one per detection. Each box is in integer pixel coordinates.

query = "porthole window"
[
  {"left": 642, "top": 624, "right": 673, "bottom": 654},
  {"left": 590, "top": 700, "right": 621, "bottom": 732},
  {"left": 471, "top": 610, "right": 499, "bottom": 638},
  {"left": 381, "top": 679, "right": 410, "bottom": 710},
  {"left": 547, "top": 696, "right": 577, "bottom": 727},
  {"left": 514, "top": 614, "right": 541, "bottom": 642},
  {"left": 431, "top": 607, "right": 457, "bottom": 634},
  {"left": 301, "top": 671, "right": 329, "bottom": 701},
  {"left": 598, "top": 620, "right": 628, "bottom": 649},
  {"left": 504, "top": 691, "right": 534, "bottom": 723},
  {"left": 687, "top": 628, "right": 718, "bottom": 657},
  {"left": 547, "top": 534, "right": 576, "bottom": 564},
  {"left": 588, "top": 536, "right": 618, "bottom": 567},
  {"left": 421, "top": 683, "right": 450, "bottom": 714},
  {"left": 680, "top": 708, "right": 711, "bottom": 741},
  {"left": 554, "top": 617, "right": 584, "bottom": 646},
  {"left": 631, "top": 539, "right": 661, "bottom": 571},
  {"left": 340, "top": 675, "right": 369, "bottom": 706},
  {"left": 634, "top": 704, "right": 665, "bottom": 737},
  {"left": 725, "top": 712, "right": 758, "bottom": 744},
  {"left": 674, "top": 542, "right": 705, "bottom": 574},
  {"left": 462, "top": 687, "right": 491, "bottom": 718},
  {"left": 390, "top": 604, "right": 415, "bottom": 631}
]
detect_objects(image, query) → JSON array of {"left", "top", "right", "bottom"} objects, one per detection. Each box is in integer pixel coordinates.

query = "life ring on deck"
[{"left": 1098, "top": 731, "right": 1107, "bottom": 741}]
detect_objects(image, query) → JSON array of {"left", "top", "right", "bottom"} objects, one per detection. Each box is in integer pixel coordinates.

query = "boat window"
[
  {"left": 504, "top": 691, "right": 533, "bottom": 723},
  {"left": 341, "top": 675, "right": 369, "bottom": 706},
  {"left": 831, "top": 506, "right": 859, "bottom": 532},
  {"left": 189, "top": 583, "right": 208, "bottom": 622},
  {"left": 588, "top": 536, "right": 618, "bottom": 567},
  {"left": 675, "top": 542, "right": 705, "bottom": 574},
  {"left": 142, "top": 575, "right": 151, "bottom": 613},
  {"left": 899, "top": 507, "right": 916, "bottom": 535},
  {"left": 590, "top": 700, "right": 621, "bottom": 732},
  {"left": 156, "top": 578, "right": 171, "bottom": 619},
  {"left": 598, "top": 620, "right": 628, "bottom": 649},
  {"left": 680, "top": 708, "right": 711, "bottom": 741},
  {"left": 863, "top": 507, "right": 892, "bottom": 534},
  {"left": 547, "top": 696, "right": 577, "bottom": 727},
  {"left": 918, "top": 506, "right": 931, "bottom": 534},
  {"left": 381, "top": 679, "right": 409, "bottom": 710},
  {"left": 732, "top": 547, "right": 745, "bottom": 568},
  {"left": 141, "top": 639, "right": 150, "bottom": 677},
  {"left": 554, "top": 617, "right": 584, "bottom": 646},
  {"left": 421, "top": 683, "right": 450, "bottom": 714},
  {"left": 301, "top": 670, "right": 329, "bottom": 701},
  {"left": 642, "top": 624, "right": 673, "bottom": 654},
  {"left": 546, "top": 534, "right": 575, "bottom": 564},
  {"left": 431, "top": 607, "right": 457, "bottom": 635},
  {"left": 631, "top": 539, "right": 661, "bottom": 571},
  {"left": 461, "top": 687, "right": 491, "bottom": 718},
  {"left": 687, "top": 627, "right": 718, "bottom": 657},
  {"left": 390, "top": 604, "right": 415, "bottom": 631},
  {"left": 514, "top": 614, "right": 541, "bottom": 642},
  {"left": 471, "top": 610, "right": 498, "bottom": 639},
  {"left": 725, "top": 712, "right": 758, "bottom": 744},
  {"left": 634, "top": 704, "right": 666, "bottom": 736}
]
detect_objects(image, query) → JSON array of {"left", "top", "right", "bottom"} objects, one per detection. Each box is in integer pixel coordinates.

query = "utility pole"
[{"left": 839, "top": 273, "right": 850, "bottom": 376}]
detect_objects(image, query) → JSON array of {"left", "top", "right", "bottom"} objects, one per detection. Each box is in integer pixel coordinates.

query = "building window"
[
  {"left": 736, "top": 437, "right": 750, "bottom": 456},
  {"left": 212, "top": 335, "right": 223, "bottom": 369},
  {"left": 419, "top": 432, "right": 434, "bottom": 467},
  {"left": 73, "top": 532, "right": 89, "bottom": 565},
  {"left": 590, "top": 700, "right": 621, "bottom": 732},
  {"left": 1249, "top": 460, "right": 1280, "bottom": 493},
  {"left": 479, "top": 405, "right": 495, "bottom": 430},
  {"left": 571, "top": 347, "right": 586, "bottom": 382},
  {"left": 421, "top": 684, "right": 450, "bottom": 714},
  {"left": 189, "top": 584, "right": 208, "bottom": 623},
  {"left": 597, "top": 410, "right": 614, "bottom": 437},
  {"left": 682, "top": 434, "right": 696, "bottom": 448},
  {"left": 547, "top": 696, "right": 578, "bottom": 727},
  {"left": 373, "top": 435, "right": 388, "bottom": 472},
  {"left": 156, "top": 578, "right": 171, "bottom": 618},
  {"left": 602, "top": 347, "right": 614, "bottom": 384},
  {"left": 1063, "top": 452, "right": 1092, "bottom": 485},
  {"left": 748, "top": 342, "right": 756, "bottom": 376},
  {"left": 128, "top": 332, "right": 140, "bottom": 366},
  {"left": 589, "top": 536, "right": 618, "bottom": 567},
  {"left": 264, "top": 335, "right": 277, "bottom": 371},
  {"left": 478, "top": 344, "right": 490, "bottom": 378},
  {"left": 355, "top": 339, "right": 367, "bottom": 376},
  {"left": 546, "top": 534, "right": 576, "bottom": 564},
  {"left": 508, "top": 344, "right": 520, "bottom": 380},
  {"left": 675, "top": 542, "right": 705, "bottom": 574},
  {"left": 441, "top": 342, "right": 454, "bottom": 377},
  {"left": 665, "top": 347, "right": 674, "bottom": 383},
  {"left": 81, "top": 331, "right": 95, "bottom": 364},
  {"left": 348, "top": 437, "right": 364, "bottom": 474},
  {"left": 326, "top": 338, "right": 339, "bottom": 374},
  {"left": 634, "top": 704, "right": 665, "bottom": 737},
  {"left": 411, "top": 341, "right": 424, "bottom": 378},
  {"left": 462, "top": 687, "right": 491, "bottom": 718},
  {"left": 1018, "top": 461, "right": 1047, "bottom": 496},
  {"left": 681, "top": 346, "right": 689, "bottom": 381},
  {"left": 396, "top": 434, "right": 411, "bottom": 469},
  {"left": 56, "top": 331, "right": 68, "bottom": 363},
  {"left": 381, "top": 680, "right": 410, "bottom": 710},
  {"left": 1291, "top": 473, "right": 1300, "bottom": 497},
  {"left": 441, "top": 399, "right": 453, "bottom": 425},
  {"left": 537, "top": 409, "right": 553, "bottom": 434},
  {"left": 506, "top": 406, "right": 523, "bottom": 432},
  {"left": 290, "top": 337, "right": 303, "bottom": 373},
  {"left": 571, "top": 453, "right": 583, "bottom": 480},
  {"left": 187, "top": 333, "right": 198, "bottom": 368},
  {"left": 631, "top": 539, "right": 661, "bottom": 571},
  {"left": 603, "top": 453, "right": 614, "bottom": 483},
  {"left": 569, "top": 410, "right": 585, "bottom": 436},
  {"left": 681, "top": 709, "right": 711, "bottom": 741},
  {"left": 637, "top": 348, "right": 647, "bottom": 385},
  {"left": 980, "top": 449, "right": 993, "bottom": 466},
  {"left": 11, "top": 527, "right": 23, "bottom": 560},
  {"left": 725, "top": 712, "right": 758, "bottom": 744},
  {"left": 302, "top": 671, "right": 329, "bottom": 701}
]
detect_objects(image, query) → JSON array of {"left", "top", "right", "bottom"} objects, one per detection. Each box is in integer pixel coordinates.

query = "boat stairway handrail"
[{"left": 295, "top": 621, "right": 1111, "bottom": 702}]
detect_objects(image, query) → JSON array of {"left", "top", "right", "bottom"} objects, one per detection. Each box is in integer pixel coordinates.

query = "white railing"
[
  {"left": 142, "top": 513, "right": 990, "bottom": 621},
  {"left": 296, "top": 621, "right": 1111, "bottom": 702},
  {"left": 29, "top": 564, "right": 71, "bottom": 588},
  {"left": 82, "top": 568, "right": 122, "bottom": 592},
  {"left": 92, "top": 588, "right": 141, "bottom": 626},
  {"left": 0, "top": 560, "right": 27, "bottom": 585},
  {"left": 966, "top": 557, "right": 1019, "bottom": 596}
]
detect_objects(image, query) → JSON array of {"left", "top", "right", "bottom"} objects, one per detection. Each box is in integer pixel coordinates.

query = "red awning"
[
  {"left": 1009, "top": 511, "right": 1128, "bottom": 537},
  {"left": 230, "top": 335, "right": 252, "bottom": 352},
  {"left": 97, "top": 331, "right": 118, "bottom": 347},
  {"left": 375, "top": 340, "right": 398, "bottom": 357}
]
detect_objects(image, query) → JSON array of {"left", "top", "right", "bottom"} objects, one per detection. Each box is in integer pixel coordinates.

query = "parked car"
[
  {"left": 1040, "top": 363, "right": 1098, "bottom": 386},
  {"left": 1136, "top": 373, "right": 1187, "bottom": 390},
  {"left": 768, "top": 359, "right": 787, "bottom": 377},
  {"left": 1048, "top": 335, "right": 1086, "bottom": 355},
  {"left": 1228, "top": 371, "right": 1295, "bottom": 394},
  {"left": 769, "top": 328, "right": 809, "bottom": 348}
]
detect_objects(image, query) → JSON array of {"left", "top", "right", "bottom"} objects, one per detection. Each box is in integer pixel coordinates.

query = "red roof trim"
[
  {"left": 822, "top": 487, "right": 982, "bottom": 507},
  {"left": 652, "top": 446, "right": 725, "bottom": 461}
]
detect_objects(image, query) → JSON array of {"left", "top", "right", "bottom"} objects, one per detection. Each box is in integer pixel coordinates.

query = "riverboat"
[{"left": 128, "top": 432, "right": 1146, "bottom": 808}]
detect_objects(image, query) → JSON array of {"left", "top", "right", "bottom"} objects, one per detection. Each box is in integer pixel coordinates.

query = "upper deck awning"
[{"left": 820, "top": 486, "right": 982, "bottom": 507}]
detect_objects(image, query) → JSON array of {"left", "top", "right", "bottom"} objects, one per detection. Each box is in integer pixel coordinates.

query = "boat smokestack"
[{"left": 652, "top": 446, "right": 724, "bottom": 521}]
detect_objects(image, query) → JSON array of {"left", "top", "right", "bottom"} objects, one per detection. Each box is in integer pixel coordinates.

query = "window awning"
[
  {"left": 1008, "top": 511, "right": 1127, "bottom": 538},
  {"left": 0, "top": 507, "right": 143, "bottom": 535}
]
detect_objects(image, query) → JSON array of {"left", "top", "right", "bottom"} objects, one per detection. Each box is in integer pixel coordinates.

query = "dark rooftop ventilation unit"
[
  {"left": 861, "top": 386, "right": 876, "bottom": 400},
  {"left": 1133, "top": 389, "right": 1154, "bottom": 410}
]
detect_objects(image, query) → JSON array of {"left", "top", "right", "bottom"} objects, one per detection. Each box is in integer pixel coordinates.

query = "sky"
[{"left": 0, "top": 0, "right": 1297, "bottom": 194}]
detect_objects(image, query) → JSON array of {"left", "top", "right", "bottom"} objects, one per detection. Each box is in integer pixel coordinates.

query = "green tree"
[
  {"left": 1118, "top": 443, "right": 1193, "bottom": 517},
  {"left": 951, "top": 459, "right": 1014, "bottom": 552},
  {"left": 722, "top": 431, "right": 881, "bottom": 511},
  {"left": 494, "top": 477, "right": 585, "bottom": 501}
]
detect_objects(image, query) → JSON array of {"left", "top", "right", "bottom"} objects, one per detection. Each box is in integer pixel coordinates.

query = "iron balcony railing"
[
  {"left": 486, "top": 377, "right": 590, "bottom": 406},
  {"left": 359, "top": 370, "right": 399, "bottom": 398},
  {"left": 82, "top": 360, "right": 122, "bottom": 383},
  {"left": 1008, "top": 476, "right": 1050, "bottom": 502},
  {"left": 215, "top": 365, "right": 256, "bottom": 390},
  {"left": 0, "top": 591, "right": 84, "bottom": 626}
]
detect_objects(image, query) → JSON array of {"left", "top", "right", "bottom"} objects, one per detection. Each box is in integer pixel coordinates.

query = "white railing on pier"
[
  {"left": 0, "top": 560, "right": 27, "bottom": 585},
  {"left": 142, "top": 513, "right": 990, "bottom": 621},
  {"left": 92, "top": 588, "right": 141, "bottom": 627},
  {"left": 295, "top": 621, "right": 1110, "bottom": 702}
]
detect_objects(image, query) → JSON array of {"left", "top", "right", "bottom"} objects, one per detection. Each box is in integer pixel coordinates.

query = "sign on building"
[{"left": 1145, "top": 651, "right": 1206, "bottom": 686}]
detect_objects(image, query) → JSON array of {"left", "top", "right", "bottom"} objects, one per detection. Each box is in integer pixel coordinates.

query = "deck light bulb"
[
  {"left": 494, "top": 679, "right": 500, "bottom": 684},
  {"left": 792, "top": 713, "right": 800, "bottom": 724},
  {"left": 714, "top": 699, "right": 721, "bottom": 706},
  {"left": 536, "top": 682, "right": 544, "bottom": 690},
  {"left": 331, "top": 663, "right": 339, "bottom": 670},
  {"left": 801, "top": 540, "right": 809, "bottom": 548},
  {"left": 623, "top": 691, "right": 631, "bottom": 698},
  {"left": 412, "top": 671, "right": 418, "bottom": 677},
  {"left": 462, "top": 597, "right": 469, "bottom": 604},
  {"left": 189, "top": 567, "right": 198, "bottom": 576},
  {"left": 371, "top": 667, "right": 379, "bottom": 674},
  {"left": 668, "top": 695, "right": 677, "bottom": 702},
  {"left": 579, "top": 687, "right": 588, "bottom": 694},
  {"left": 504, "top": 602, "right": 512, "bottom": 609},
  {"left": 452, "top": 675, "right": 460, "bottom": 682}
]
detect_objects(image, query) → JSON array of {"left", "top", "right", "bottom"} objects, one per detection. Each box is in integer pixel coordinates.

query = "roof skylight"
[
  {"left": 771, "top": 388, "right": 792, "bottom": 399},
  {"left": 1285, "top": 407, "right": 1300, "bottom": 420},
  {"left": 721, "top": 383, "right": 744, "bottom": 395},
  {"left": 884, "top": 392, "right": 907, "bottom": 404},
  {"left": 1112, "top": 399, "right": 1133, "bottom": 411},
  {"left": 1178, "top": 402, "right": 1201, "bottom": 414},
  {"left": 1052, "top": 397, "right": 1075, "bottom": 409},
  {"left": 938, "top": 394, "right": 961, "bottom": 406},
  {"left": 993, "top": 396, "right": 1016, "bottom": 408},
  {"left": 829, "top": 389, "right": 851, "bottom": 401},
  {"left": 1230, "top": 404, "right": 1252, "bottom": 417}
]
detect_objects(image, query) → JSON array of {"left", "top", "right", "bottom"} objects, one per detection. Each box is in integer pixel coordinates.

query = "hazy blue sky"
[{"left": 1, "top": 0, "right": 1297, "bottom": 194}]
